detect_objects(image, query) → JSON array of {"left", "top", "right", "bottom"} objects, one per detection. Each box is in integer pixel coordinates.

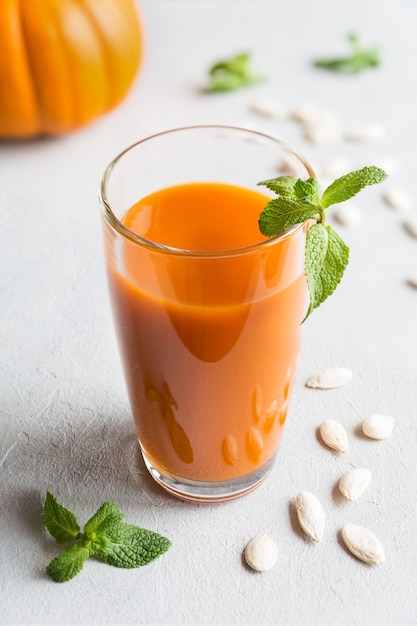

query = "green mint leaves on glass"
[
  {"left": 44, "top": 489, "right": 171, "bottom": 582},
  {"left": 314, "top": 34, "right": 381, "bottom": 74},
  {"left": 206, "top": 52, "right": 263, "bottom": 92},
  {"left": 258, "top": 166, "right": 388, "bottom": 320}
]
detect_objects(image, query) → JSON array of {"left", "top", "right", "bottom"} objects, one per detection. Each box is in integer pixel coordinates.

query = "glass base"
[{"left": 140, "top": 444, "right": 275, "bottom": 503}]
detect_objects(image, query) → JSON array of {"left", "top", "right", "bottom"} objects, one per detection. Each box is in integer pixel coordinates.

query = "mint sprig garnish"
[
  {"left": 313, "top": 33, "right": 381, "bottom": 74},
  {"left": 304, "top": 224, "right": 350, "bottom": 320},
  {"left": 205, "top": 52, "right": 263, "bottom": 92},
  {"left": 44, "top": 489, "right": 171, "bottom": 582},
  {"left": 258, "top": 166, "right": 388, "bottom": 320}
]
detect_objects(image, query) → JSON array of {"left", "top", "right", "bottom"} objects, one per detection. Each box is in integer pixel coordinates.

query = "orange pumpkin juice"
[{"left": 105, "top": 182, "right": 307, "bottom": 484}]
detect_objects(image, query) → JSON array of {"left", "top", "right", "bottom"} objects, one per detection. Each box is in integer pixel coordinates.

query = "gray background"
[{"left": 1, "top": 1, "right": 416, "bottom": 624}]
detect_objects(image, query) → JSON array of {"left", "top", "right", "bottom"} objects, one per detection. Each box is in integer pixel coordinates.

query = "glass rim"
[{"left": 99, "top": 124, "right": 314, "bottom": 258}]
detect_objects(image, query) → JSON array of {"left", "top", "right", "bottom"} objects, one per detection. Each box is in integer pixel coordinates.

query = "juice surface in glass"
[{"left": 105, "top": 181, "right": 307, "bottom": 487}]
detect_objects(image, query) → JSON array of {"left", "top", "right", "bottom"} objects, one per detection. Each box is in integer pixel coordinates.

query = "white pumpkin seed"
[
  {"left": 250, "top": 98, "right": 288, "bottom": 118},
  {"left": 362, "top": 414, "right": 395, "bottom": 440},
  {"left": 339, "top": 468, "right": 372, "bottom": 500},
  {"left": 319, "top": 419, "right": 349, "bottom": 453},
  {"left": 383, "top": 185, "right": 413, "bottom": 213},
  {"left": 304, "top": 124, "right": 342, "bottom": 147},
  {"left": 344, "top": 121, "right": 386, "bottom": 142},
  {"left": 244, "top": 534, "right": 278, "bottom": 572},
  {"left": 318, "top": 156, "right": 352, "bottom": 179},
  {"left": 333, "top": 203, "right": 363, "bottom": 227},
  {"left": 277, "top": 153, "right": 305, "bottom": 177},
  {"left": 407, "top": 272, "right": 417, "bottom": 289},
  {"left": 306, "top": 367, "right": 353, "bottom": 389},
  {"left": 403, "top": 216, "right": 417, "bottom": 238},
  {"left": 295, "top": 491, "right": 325, "bottom": 542},
  {"left": 291, "top": 102, "right": 338, "bottom": 126},
  {"left": 342, "top": 523, "right": 385, "bottom": 564}
]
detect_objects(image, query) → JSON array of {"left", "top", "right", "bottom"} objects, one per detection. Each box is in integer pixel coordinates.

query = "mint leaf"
[
  {"left": 321, "top": 166, "right": 387, "bottom": 208},
  {"left": 293, "top": 178, "right": 321, "bottom": 204},
  {"left": 44, "top": 489, "right": 80, "bottom": 544},
  {"left": 314, "top": 33, "right": 381, "bottom": 74},
  {"left": 84, "top": 501, "right": 125, "bottom": 536},
  {"left": 46, "top": 543, "right": 90, "bottom": 583},
  {"left": 95, "top": 523, "right": 172, "bottom": 568},
  {"left": 304, "top": 224, "right": 350, "bottom": 319},
  {"left": 258, "top": 176, "right": 297, "bottom": 196},
  {"left": 257, "top": 165, "right": 387, "bottom": 319},
  {"left": 206, "top": 52, "right": 263, "bottom": 92},
  {"left": 44, "top": 490, "right": 172, "bottom": 582},
  {"left": 258, "top": 176, "right": 321, "bottom": 203},
  {"left": 259, "top": 196, "right": 319, "bottom": 236}
]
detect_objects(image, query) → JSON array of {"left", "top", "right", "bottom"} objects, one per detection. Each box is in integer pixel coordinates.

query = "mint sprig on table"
[
  {"left": 44, "top": 489, "right": 171, "bottom": 582},
  {"left": 206, "top": 52, "right": 263, "bottom": 92},
  {"left": 258, "top": 166, "right": 388, "bottom": 320},
  {"left": 314, "top": 33, "right": 381, "bottom": 74}
]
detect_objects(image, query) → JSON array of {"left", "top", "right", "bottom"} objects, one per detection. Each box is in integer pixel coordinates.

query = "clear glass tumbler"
[{"left": 100, "top": 125, "right": 313, "bottom": 503}]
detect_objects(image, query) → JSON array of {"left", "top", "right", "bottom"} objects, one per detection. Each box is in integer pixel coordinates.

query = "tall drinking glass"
[{"left": 100, "top": 125, "right": 313, "bottom": 503}]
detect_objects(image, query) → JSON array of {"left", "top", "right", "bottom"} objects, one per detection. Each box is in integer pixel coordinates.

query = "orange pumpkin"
[{"left": 0, "top": 0, "right": 143, "bottom": 138}]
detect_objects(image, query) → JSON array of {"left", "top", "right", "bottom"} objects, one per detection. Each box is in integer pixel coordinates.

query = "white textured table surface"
[{"left": 1, "top": 1, "right": 417, "bottom": 624}]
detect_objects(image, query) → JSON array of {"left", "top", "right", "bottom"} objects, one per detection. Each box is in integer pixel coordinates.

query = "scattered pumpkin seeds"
[
  {"left": 341, "top": 523, "right": 385, "bottom": 564},
  {"left": 304, "top": 124, "right": 342, "bottom": 147},
  {"left": 306, "top": 367, "right": 353, "bottom": 389},
  {"left": 362, "top": 414, "right": 395, "bottom": 440},
  {"left": 339, "top": 468, "right": 372, "bottom": 500},
  {"left": 250, "top": 97, "right": 288, "bottom": 118},
  {"left": 244, "top": 534, "right": 278, "bottom": 572},
  {"left": 403, "top": 216, "right": 417, "bottom": 239},
  {"left": 383, "top": 184, "right": 413, "bottom": 212},
  {"left": 407, "top": 272, "right": 417, "bottom": 289},
  {"left": 291, "top": 101, "right": 339, "bottom": 127},
  {"left": 317, "top": 155, "right": 352, "bottom": 179},
  {"left": 319, "top": 419, "right": 349, "bottom": 453},
  {"left": 277, "top": 153, "right": 306, "bottom": 177},
  {"left": 344, "top": 121, "right": 386, "bottom": 142},
  {"left": 333, "top": 203, "right": 363, "bottom": 227},
  {"left": 295, "top": 491, "right": 325, "bottom": 542}
]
